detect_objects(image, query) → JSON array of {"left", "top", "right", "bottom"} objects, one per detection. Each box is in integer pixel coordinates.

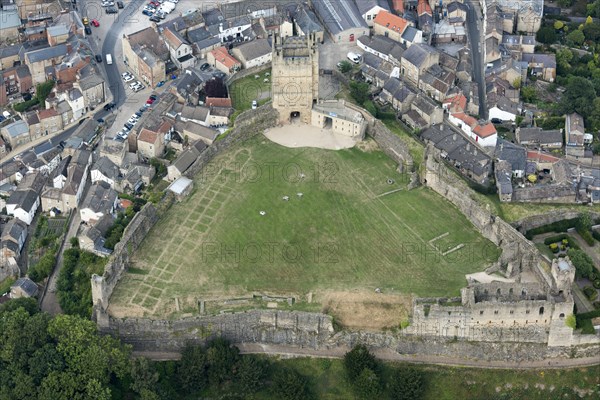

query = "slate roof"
[
  {"left": 3, "top": 120, "right": 29, "bottom": 138},
  {"left": 517, "top": 127, "right": 562, "bottom": 145},
  {"left": 521, "top": 53, "right": 556, "bottom": 68},
  {"left": 402, "top": 43, "right": 435, "bottom": 67},
  {"left": 233, "top": 38, "right": 271, "bottom": 61},
  {"left": 187, "top": 27, "right": 212, "bottom": 43},
  {"left": 402, "top": 26, "right": 420, "bottom": 42},
  {"left": 1, "top": 218, "right": 27, "bottom": 243},
  {"left": 412, "top": 94, "right": 437, "bottom": 115},
  {"left": 7, "top": 189, "right": 38, "bottom": 212},
  {"left": 81, "top": 181, "right": 117, "bottom": 214},
  {"left": 294, "top": 6, "right": 323, "bottom": 34},
  {"left": 312, "top": 0, "right": 368, "bottom": 36},
  {"left": 92, "top": 156, "right": 120, "bottom": 181},
  {"left": 495, "top": 139, "right": 527, "bottom": 172},
  {"left": 355, "top": 0, "right": 390, "bottom": 15},
  {"left": 448, "top": 1, "right": 468, "bottom": 13},
  {"left": 383, "top": 77, "right": 416, "bottom": 102},
  {"left": 25, "top": 44, "right": 68, "bottom": 63},
  {"left": 0, "top": 9, "right": 21, "bottom": 29},
  {"left": 11, "top": 278, "right": 38, "bottom": 297},
  {"left": 47, "top": 24, "right": 69, "bottom": 37},
  {"left": 172, "top": 140, "right": 208, "bottom": 173}
]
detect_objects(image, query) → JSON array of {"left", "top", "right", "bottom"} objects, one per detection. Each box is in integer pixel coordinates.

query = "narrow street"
[{"left": 465, "top": 0, "right": 487, "bottom": 119}]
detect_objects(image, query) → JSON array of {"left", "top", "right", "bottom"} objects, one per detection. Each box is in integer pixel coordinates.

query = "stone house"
[
  {"left": 207, "top": 47, "right": 241, "bottom": 74},
  {"left": 0, "top": 218, "right": 28, "bottom": 261},
  {"left": 162, "top": 27, "right": 196, "bottom": 70},
  {"left": 311, "top": 100, "right": 367, "bottom": 138},
  {"left": 1, "top": 120, "right": 30, "bottom": 149},
  {"left": 10, "top": 278, "right": 38, "bottom": 299},
  {"left": 400, "top": 43, "right": 439, "bottom": 85},
  {"left": 231, "top": 39, "right": 272, "bottom": 69},
  {"left": 24, "top": 44, "right": 69, "bottom": 85},
  {"left": 0, "top": 65, "right": 33, "bottom": 106},
  {"left": 46, "top": 24, "right": 69, "bottom": 46},
  {"left": 79, "top": 214, "right": 113, "bottom": 257},
  {"left": 38, "top": 108, "right": 64, "bottom": 135},
  {"left": 418, "top": 64, "right": 455, "bottom": 102},
  {"left": 177, "top": 121, "right": 220, "bottom": 145},
  {"left": 167, "top": 140, "right": 208, "bottom": 181},
  {"left": 564, "top": 113, "right": 585, "bottom": 158},
  {"left": 410, "top": 94, "right": 443, "bottom": 127},
  {"left": 90, "top": 156, "right": 121, "bottom": 190},
  {"left": 357, "top": 35, "right": 406, "bottom": 65},
  {"left": 6, "top": 189, "right": 39, "bottom": 225},
  {"left": 137, "top": 128, "right": 165, "bottom": 159},
  {"left": 0, "top": 7, "right": 21, "bottom": 41},
  {"left": 80, "top": 181, "right": 118, "bottom": 225},
  {"left": 293, "top": 5, "right": 324, "bottom": 43},
  {"left": 122, "top": 27, "right": 169, "bottom": 88},
  {"left": 76, "top": 70, "right": 106, "bottom": 110},
  {"left": 356, "top": 0, "right": 390, "bottom": 27},
  {"left": 373, "top": 10, "right": 411, "bottom": 43},
  {"left": 380, "top": 77, "right": 416, "bottom": 113},
  {"left": 521, "top": 53, "right": 556, "bottom": 82},
  {"left": 516, "top": 127, "right": 563, "bottom": 150}
]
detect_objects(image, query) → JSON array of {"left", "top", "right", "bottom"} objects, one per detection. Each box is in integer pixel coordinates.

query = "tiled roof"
[
  {"left": 417, "top": 0, "right": 432, "bottom": 16},
  {"left": 374, "top": 10, "right": 408, "bottom": 34},
  {"left": 209, "top": 47, "right": 240, "bottom": 69},
  {"left": 473, "top": 122, "right": 497, "bottom": 138},
  {"left": 138, "top": 128, "right": 159, "bottom": 144},
  {"left": 205, "top": 97, "right": 232, "bottom": 107}
]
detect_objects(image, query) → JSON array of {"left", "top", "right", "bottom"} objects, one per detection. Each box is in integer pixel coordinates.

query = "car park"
[
  {"left": 91, "top": 19, "right": 100, "bottom": 27},
  {"left": 106, "top": 6, "right": 117, "bottom": 13},
  {"left": 95, "top": 54, "right": 103, "bottom": 63}
]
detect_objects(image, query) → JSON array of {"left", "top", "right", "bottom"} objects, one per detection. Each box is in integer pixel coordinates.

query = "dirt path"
[{"left": 133, "top": 343, "right": 600, "bottom": 369}]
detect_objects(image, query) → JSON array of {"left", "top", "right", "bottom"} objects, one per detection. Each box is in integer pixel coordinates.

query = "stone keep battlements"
[{"left": 271, "top": 34, "right": 319, "bottom": 125}]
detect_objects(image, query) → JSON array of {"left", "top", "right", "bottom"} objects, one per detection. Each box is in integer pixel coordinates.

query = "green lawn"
[
  {"left": 111, "top": 135, "right": 499, "bottom": 317},
  {"left": 229, "top": 68, "right": 272, "bottom": 111}
]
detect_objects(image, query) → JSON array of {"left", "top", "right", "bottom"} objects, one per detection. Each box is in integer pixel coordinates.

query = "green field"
[
  {"left": 229, "top": 68, "right": 272, "bottom": 111},
  {"left": 110, "top": 136, "right": 499, "bottom": 318}
]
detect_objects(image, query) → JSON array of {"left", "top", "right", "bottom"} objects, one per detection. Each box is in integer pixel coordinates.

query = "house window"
[
  {"left": 178, "top": 50, "right": 181, "bottom": 56},
  {"left": 367, "top": 15, "right": 371, "bottom": 20}
]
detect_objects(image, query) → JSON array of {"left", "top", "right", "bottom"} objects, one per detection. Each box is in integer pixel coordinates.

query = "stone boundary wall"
[
  {"left": 513, "top": 211, "right": 600, "bottom": 235},
  {"left": 91, "top": 202, "right": 161, "bottom": 324},
  {"left": 103, "top": 311, "right": 600, "bottom": 362}
]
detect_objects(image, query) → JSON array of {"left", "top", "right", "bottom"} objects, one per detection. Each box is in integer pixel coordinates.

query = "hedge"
[
  {"left": 525, "top": 218, "right": 580, "bottom": 239},
  {"left": 578, "top": 229, "right": 595, "bottom": 246},
  {"left": 575, "top": 308, "right": 600, "bottom": 334},
  {"left": 593, "top": 229, "right": 600, "bottom": 242}
]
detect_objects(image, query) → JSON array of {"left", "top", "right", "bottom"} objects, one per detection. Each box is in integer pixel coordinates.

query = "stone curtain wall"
[
  {"left": 91, "top": 203, "right": 161, "bottom": 326},
  {"left": 104, "top": 311, "right": 600, "bottom": 362},
  {"left": 184, "top": 104, "right": 279, "bottom": 179}
]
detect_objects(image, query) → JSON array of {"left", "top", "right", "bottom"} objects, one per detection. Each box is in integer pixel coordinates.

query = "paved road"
[
  {"left": 133, "top": 343, "right": 600, "bottom": 369},
  {"left": 465, "top": 0, "right": 486, "bottom": 119}
]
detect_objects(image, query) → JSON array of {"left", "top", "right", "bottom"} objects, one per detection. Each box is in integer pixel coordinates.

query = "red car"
[
  {"left": 146, "top": 99, "right": 154, "bottom": 105},
  {"left": 91, "top": 19, "right": 100, "bottom": 27},
  {"left": 149, "top": 1, "right": 159, "bottom": 7}
]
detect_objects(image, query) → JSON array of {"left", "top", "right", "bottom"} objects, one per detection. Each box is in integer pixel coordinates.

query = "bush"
[
  {"left": 567, "top": 249, "right": 594, "bottom": 278},
  {"left": 594, "top": 301, "right": 600, "bottom": 310},
  {"left": 271, "top": 367, "right": 310, "bottom": 400},
  {"left": 343, "top": 344, "right": 379, "bottom": 381},
  {"left": 543, "top": 234, "right": 570, "bottom": 245},
  {"left": 583, "top": 286, "right": 598, "bottom": 301},
  {"left": 28, "top": 248, "right": 57, "bottom": 282},
  {"left": 549, "top": 243, "right": 559, "bottom": 253},
  {"left": 579, "top": 230, "right": 595, "bottom": 246},
  {"left": 592, "top": 229, "right": 600, "bottom": 242},
  {"left": 525, "top": 217, "right": 580, "bottom": 239},
  {"left": 389, "top": 367, "right": 424, "bottom": 400},
  {"left": 13, "top": 98, "right": 39, "bottom": 113},
  {"left": 565, "top": 314, "right": 577, "bottom": 329},
  {"left": 593, "top": 280, "right": 600, "bottom": 289}
]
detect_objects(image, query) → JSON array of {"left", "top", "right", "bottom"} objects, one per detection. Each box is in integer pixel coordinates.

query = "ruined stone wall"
[
  {"left": 91, "top": 203, "right": 161, "bottom": 325},
  {"left": 366, "top": 119, "right": 414, "bottom": 172},
  {"left": 103, "top": 309, "right": 600, "bottom": 362}
]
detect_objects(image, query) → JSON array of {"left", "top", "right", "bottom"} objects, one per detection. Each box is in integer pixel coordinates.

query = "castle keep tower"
[{"left": 271, "top": 34, "right": 319, "bottom": 125}]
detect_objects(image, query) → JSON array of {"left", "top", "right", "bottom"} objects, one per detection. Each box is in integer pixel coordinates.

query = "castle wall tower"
[{"left": 271, "top": 33, "right": 319, "bottom": 125}]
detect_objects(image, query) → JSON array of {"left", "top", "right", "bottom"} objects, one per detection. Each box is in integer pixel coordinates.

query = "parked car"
[
  {"left": 124, "top": 123, "right": 134, "bottom": 130},
  {"left": 252, "top": 100, "right": 257, "bottom": 109},
  {"left": 149, "top": 15, "right": 160, "bottom": 22},
  {"left": 103, "top": 102, "right": 116, "bottom": 111},
  {"left": 149, "top": 94, "right": 158, "bottom": 100},
  {"left": 117, "top": 1, "right": 124, "bottom": 8},
  {"left": 135, "top": 111, "right": 143, "bottom": 118},
  {"left": 200, "top": 62, "right": 210, "bottom": 71},
  {"left": 84, "top": 26, "right": 92, "bottom": 35},
  {"left": 156, "top": 80, "right": 165, "bottom": 87},
  {"left": 138, "top": 107, "right": 146, "bottom": 113},
  {"left": 82, "top": 17, "right": 89, "bottom": 25},
  {"left": 142, "top": 9, "right": 154, "bottom": 16},
  {"left": 149, "top": 1, "right": 159, "bottom": 6},
  {"left": 95, "top": 54, "right": 103, "bottom": 63},
  {"left": 106, "top": 6, "right": 117, "bottom": 13},
  {"left": 491, "top": 118, "right": 503, "bottom": 124},
  {"left": 91, "top": 19, "right": 100, "bottom": 27},
  {"left": 146, "top": 99, "right": 154, "bottom": 105},
  {"left": 212, "top": 71, "right": 226, "bottom": 79},
  {"left": 101, "top": 1, "right": 115, "bottom": 6}
]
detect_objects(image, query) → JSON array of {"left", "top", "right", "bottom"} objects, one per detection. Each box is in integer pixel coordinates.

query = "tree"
[
  {"left": 536, "top": 26, "right": 557, "bottom": 44},
  {"left": 338, "top": 60, "right": 353, "bottom": 73},
  {"left": 130, "top": 357, "right": 159, "bottom": 395},
  {"left": 363, "top": 100, "right": 377, "bottom": 116},
  {"left": 567, "top": 29, "right": 585, "bottom": 46},
  {"left": 389, "top": 367, "right": 425, "bottom": 400},
  {"left": 343, "top": 344, "right": 379, "bottom": 381},
  {"left": 576, "top": 212, "right": 592, "bottom": 233},
  {"left": 556, "top": 48, "right": 574, "bottom": 74},
  {"left": 558, "top": 0, "right": 573, "bottom": 7},
  {"left": 559, "top": 76, "right": 597, "bottom": 118},
  {"left": 70, "top": 237, "right": 79, "bottom": 248},
  {"left": 349, "top": 81, "right": 370, "bottom": 105},
  {"left": 205, "top": 78, "right": 228, "bottom": 98},
  {"left": 177, "top": 344, "right": 208, "bottom": 392},
  {"left": 271, "top": 367, "right": 309, "bottom": 400},
  {"left": 567, "top": 249, "right": 594, "bottom": 278},
  {"left": 205, "top": 337, "right": 240, "bottom": 385},
  {"left": 353, "top": 368, "right": 380, "bottom": 399},
  {"left": 521, "top": 86, "right": 537, "bottom": 103},
  {"left": 554, "top": 20, "right": 565, "bottom": 30},
  {"left": 512, "top": 77, "right": 522, "bottom": 89},
  {"left": 235, "top": 355, "right": 268, "bottom": 393}
]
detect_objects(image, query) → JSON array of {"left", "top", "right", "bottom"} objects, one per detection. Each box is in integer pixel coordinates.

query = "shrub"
[
  {"left": 583, "top": 286, "right": 598, "bottom": 301},
  {"left": 526, "top": 218, "right": 580, "bottom": 238},
  {"left": 594, "top": 302, "right": 600, "bottom": 310},
  {"left": 343, "top": 344, "right": 379, "bottom": 382},
  {"left": 589, "top": 273, "right": 597, "bottom": 281},
  {"left": 549, "top": 243, "right": 559, "bottom": 253},
  {"left": 567, "top": 249, "right": 594, "bottom": 278},
  {"left": 543, "top": 234, "right": 570, "bottom": 245},
  {"left": 579, "top": 230, "right": 595, "bottom": 246},
  {"left": 565, "top": 314, "right": 577, "bottom": 329},
  {"left": 593, "top": 280, "right": 600, "bottom": 289}
]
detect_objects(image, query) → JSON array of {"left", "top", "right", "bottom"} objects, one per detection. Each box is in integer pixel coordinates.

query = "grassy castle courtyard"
[{"left": 109, "top": 135, "right": 500, "bottom": 321}]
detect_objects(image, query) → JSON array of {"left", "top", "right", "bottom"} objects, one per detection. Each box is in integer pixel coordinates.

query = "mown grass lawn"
[
  {"left": 113, "top": 135, "right": 500, "bottom": 316},
  {"left": 229, "top": 68, "right": 272, "bottom": 111}
]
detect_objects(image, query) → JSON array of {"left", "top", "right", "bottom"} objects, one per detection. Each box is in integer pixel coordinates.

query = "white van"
[
  {"left": 347, "top": 52, "right": 361, "bottom": 64},
  {"left": 106, "top": 53, "right": 113, "bottom": 65}
]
